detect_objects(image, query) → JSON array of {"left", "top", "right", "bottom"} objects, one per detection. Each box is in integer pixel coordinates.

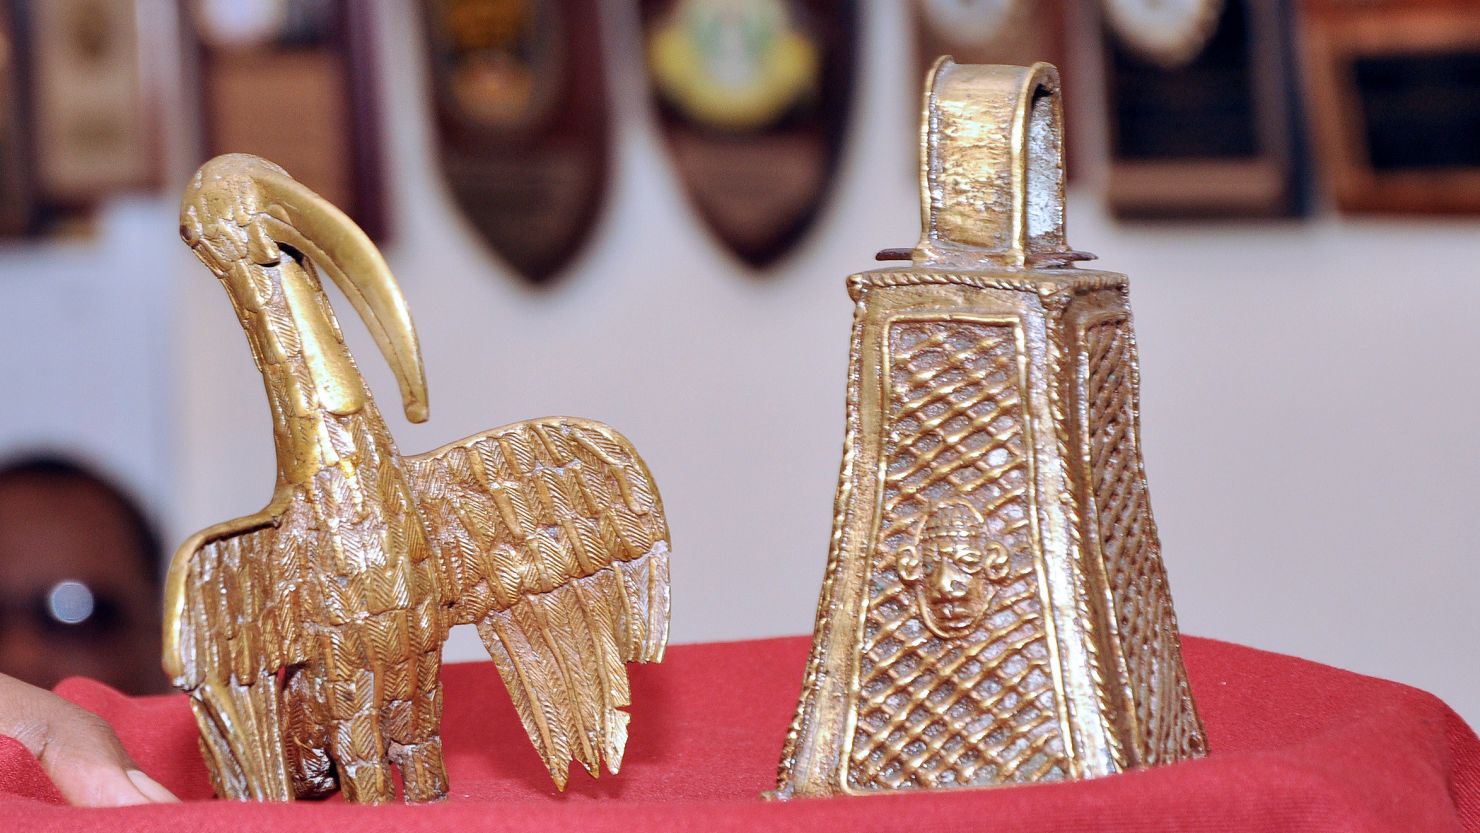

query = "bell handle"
[{"left": 913, "top": 58, "right": 1080, "bottom": 269}]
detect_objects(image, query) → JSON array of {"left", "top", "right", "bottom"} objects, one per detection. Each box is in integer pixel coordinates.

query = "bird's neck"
[{"left": 229, "top": 256, "right": 402, "bottom": 487}]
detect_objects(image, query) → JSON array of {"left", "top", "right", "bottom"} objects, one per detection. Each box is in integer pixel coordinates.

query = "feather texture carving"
[
  {"left": 163, "top": 155, "right": 672, "bottom": 803},
  {"left": 407, "top": 418, "right": 670, "bottom": 787}
]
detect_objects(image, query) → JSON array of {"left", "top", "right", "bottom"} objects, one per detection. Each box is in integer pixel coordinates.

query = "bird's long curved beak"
[{"left": 252, "top": 168, "right": 430, "bottom": 423}]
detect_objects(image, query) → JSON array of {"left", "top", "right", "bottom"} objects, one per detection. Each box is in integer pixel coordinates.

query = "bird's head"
[
  {"left": 178, "top": 154, "right": 429, "bottom": 424},
  {"left": 178, "top": 153, "right": 289, "bottom": 278}
]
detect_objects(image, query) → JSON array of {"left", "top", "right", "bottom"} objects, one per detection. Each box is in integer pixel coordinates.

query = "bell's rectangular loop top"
[{"left": 915, "top": 59, "right": 1074, "bottom": 269}]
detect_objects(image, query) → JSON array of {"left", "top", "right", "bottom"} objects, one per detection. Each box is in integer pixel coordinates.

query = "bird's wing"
[
  {"left": 163, "top": 500, "right": 313, "bottom": 799},
  {"left": 405, "top": 417, "right": 671, "bottom": 788}
]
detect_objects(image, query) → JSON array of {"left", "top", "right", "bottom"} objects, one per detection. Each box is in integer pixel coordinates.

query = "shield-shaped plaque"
[
  {"left": 421, "top": 0, "right": 610, "bottom": 285},
  {"left": 640, "top": 0, "right": 857, "bottom": 270}
]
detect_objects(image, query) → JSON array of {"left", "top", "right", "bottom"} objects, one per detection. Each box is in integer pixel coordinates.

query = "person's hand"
[{"left": 0, "top": 672, "right": 179, "bottom": 806}]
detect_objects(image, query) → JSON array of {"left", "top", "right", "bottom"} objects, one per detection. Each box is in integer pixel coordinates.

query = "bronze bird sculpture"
[{"left": 163, "top": 154, "right": 672, "bottom": 803}]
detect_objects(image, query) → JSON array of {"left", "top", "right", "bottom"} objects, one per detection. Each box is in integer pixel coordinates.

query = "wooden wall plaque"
[
  {"left": 641, "top": 0, "right": 857, "bottom": 270},
  {"left": 188, "top": 0, "right": 386, "bottom": 239},
  {"left": 28, "top": 0, "right": 155, "bottom": 207},
  {"left": 421, "top": 0, "right": 610, "bottom": 284},
  {"left": 1304, "top": 0, "right": 1480, "bottom": 213},
  {"left": 1101, "top": 0, "right": 1308, "bottom": 217}
]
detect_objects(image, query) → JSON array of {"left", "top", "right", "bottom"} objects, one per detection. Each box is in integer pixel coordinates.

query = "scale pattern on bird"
[
  {"left": 1083, "top": 317, "right": 1205, "bottom": 765},
  {"left": 165, "top": 154, "right": 671, "bottom": 803},
  {"left": 845, "top": 318, "right": 1070, "bottom": 791}
]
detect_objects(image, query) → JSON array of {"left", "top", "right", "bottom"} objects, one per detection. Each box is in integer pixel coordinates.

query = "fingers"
[
  {"left": 35, "top": 707, "right": 179, "bottom": 806},
  {"left": 0, "top": 672, "right": 179, "bottom": 806}
]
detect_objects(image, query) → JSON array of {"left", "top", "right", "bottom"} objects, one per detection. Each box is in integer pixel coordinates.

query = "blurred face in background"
[{"left": 0, "top": 461, "right": 164, "bottom": 694}]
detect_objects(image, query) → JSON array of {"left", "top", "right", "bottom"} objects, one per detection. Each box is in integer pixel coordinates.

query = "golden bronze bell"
[{"left": 773, "top": 60, "right": 1206, "bottom": 798}]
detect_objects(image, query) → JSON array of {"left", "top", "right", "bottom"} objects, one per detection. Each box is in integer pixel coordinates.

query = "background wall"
[
  {"left": 3, "top": 2, "right": 1476, "bottom": 724},
  {"left": 0, "top": 200, "right": 176, "bottom": 516}
]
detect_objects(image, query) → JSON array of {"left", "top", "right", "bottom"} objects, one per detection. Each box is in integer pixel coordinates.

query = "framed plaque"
[
  {"left": 421, "top": 0, "right": 610, "bottom": 284},
  {"left": 28, "top": 0, "right": 155, "bottom": 207},
  {"left": 641, "top": 0, "right": 857, "bottom": 270},
  {"left": 0, "top": 0, "right": 33, "bottom": 235},
  {"left": 1305, "top": 0, "right": 1480, "bottom": 213},
  {"left": 188, "top": 0, "right": 386, "bottom": 239},
  {"left": 1100, "top": 0, "right": 1308, "bottom": 217}
]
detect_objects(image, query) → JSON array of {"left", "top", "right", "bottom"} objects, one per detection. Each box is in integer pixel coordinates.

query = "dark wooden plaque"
[
  {"left": 1305, "top": 0, "right": 1480, "bottom": 213},
  {"left": 1101, "top": 0, "right": 1308, "bottom": 217},
  {"left": 0, "top": 0, "right": 33, "bottom": 235},
  {"left": 640, "top": 0, "right": 857, "bottom": 270},
  {"left": 188, "top": 0, "right": 386, "bottom": 240},
  {"left": 421, "top": 0, "right": 609, "bottom": 285}
]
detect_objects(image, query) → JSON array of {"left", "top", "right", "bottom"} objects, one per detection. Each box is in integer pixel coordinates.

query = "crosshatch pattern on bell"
[
  {"left": 773, "top": 60, "right": 1206, "bottom": 800},
  {"left": 847, "top": 318, "right": 1070, "bottom": 791}
]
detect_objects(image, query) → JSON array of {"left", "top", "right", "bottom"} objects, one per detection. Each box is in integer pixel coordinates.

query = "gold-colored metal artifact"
[
  {"left": 772, "top": 59, "right": 1206, "bottom": 798},
  {"left": 163, "top": 154, "right": 671, "bottom": 803}
]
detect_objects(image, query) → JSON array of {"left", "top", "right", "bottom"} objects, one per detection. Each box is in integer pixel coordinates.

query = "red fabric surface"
[{"left": 0, "top": 636, "right": 1476, "bottom": 832}]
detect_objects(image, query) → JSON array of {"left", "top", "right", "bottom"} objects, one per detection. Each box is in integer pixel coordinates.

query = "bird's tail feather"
[
  {"left": 190, "top": 673, "right": 294, "bottom": 800},
  {"left": 474, "top": 545, "right": 670, "bottom": 789}
]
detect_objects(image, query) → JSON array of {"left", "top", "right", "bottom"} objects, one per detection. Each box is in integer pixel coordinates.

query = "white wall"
[
  {"left": 5, "top": 2, "right": 1476, "bottom": 725},
  {"left": 0, "top": 200, "right": 177, "bottom": 516}
]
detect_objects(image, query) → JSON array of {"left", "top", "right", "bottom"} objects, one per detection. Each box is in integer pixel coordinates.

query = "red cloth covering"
[{"left": 1, "top": 636, "right": 1476, "bottom": 832}]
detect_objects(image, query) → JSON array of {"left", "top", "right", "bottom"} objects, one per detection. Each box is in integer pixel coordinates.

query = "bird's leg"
[
  {"left": 389, "top": 648, "right": 448, "bottom": 802},
  {"left": 283, "top": 666, "right": 337, "bottom": 798},
  {"left": 392, "top": 737, "right": 447, "bottom": 803},
  {"left": 326, "top": 665, "right": 395, "bottom": 804}
]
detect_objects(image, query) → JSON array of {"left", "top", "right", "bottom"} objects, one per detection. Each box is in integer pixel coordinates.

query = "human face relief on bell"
[{"left": 897, "top": 500, "right": 1011, "bottom": 638}]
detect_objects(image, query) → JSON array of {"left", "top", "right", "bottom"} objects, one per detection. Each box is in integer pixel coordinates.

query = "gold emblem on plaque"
[
  {"left": 647, "top": 0, "right": 821, "bottom": 131},
  {"left": 772, "top": 60, "right": 1206, "bottom": 799},
  {"left": 163, "top": 154, "right": 672, "bottom": 803}
]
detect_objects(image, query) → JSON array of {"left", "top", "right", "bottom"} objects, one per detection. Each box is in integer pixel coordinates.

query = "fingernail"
[{"left": 127, "top": 769, "right": 180, "bottom": 803}]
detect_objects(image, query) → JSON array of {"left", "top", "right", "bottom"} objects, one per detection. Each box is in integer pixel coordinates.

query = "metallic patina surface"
[
  {"left": 773, "top": 60, "right": 1205, "bottom": 798},
  {"left": 164, "top": 154, "right": 671, "bottom": 803}
]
